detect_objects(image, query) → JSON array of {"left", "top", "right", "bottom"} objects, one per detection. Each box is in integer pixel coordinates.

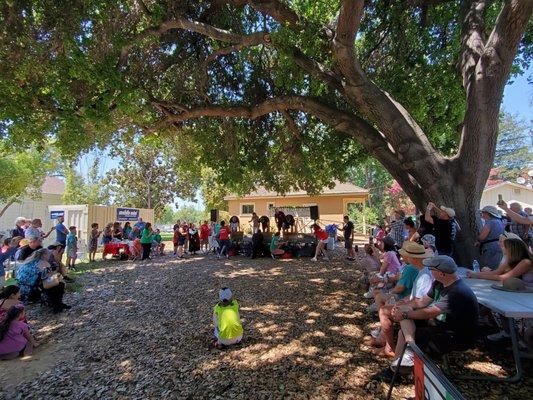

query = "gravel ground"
[{"left": 1, "top": 251, "right": 531, "bottom": 399}]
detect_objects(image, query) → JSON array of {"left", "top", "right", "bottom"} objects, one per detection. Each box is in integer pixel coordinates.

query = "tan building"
[
  {"left": 224, "top": 181, "right": 369, "bottom": 231},
  {"left": 481, "top": 181, "right": 533, "bottom": 210}
]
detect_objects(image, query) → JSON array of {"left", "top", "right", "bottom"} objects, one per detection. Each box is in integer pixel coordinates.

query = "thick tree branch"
[
  {"left": 289, "top": 47, "right": 344, "bottom": 93},
  {"left": 455, "top": 0, "right": 533, "bottom": 186},
  {"left": 281, "top": 110, "right": 302, "bottom": 140},
  {"left": 483, "top": 0, "right": 533, "bottom": 89},
  {"left": 118, "top": 17, "right": 270, "bottom": 67},
  {"left": 328, "top": 1, "right": 444, "bottom": 190},
  {"left": 154, "top": 95, "right": 423, "bottom": 199},
  {"left": 332, "top": 0, "right": 365, "bottom": 80},
  {"left": 222, "top": 0, "right": 300, "bottom": 26},
  {"left": 459, "top": 0, "right": 487, "bottom": 92}
]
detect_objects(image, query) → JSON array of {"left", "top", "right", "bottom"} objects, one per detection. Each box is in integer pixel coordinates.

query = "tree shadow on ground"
[{"left": 4, "top": 254, "right": 532, "bottom": 400}]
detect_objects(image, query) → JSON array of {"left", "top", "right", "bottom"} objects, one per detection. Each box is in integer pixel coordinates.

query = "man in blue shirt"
[
  {"left": 55, "top": 216, "right": 69, "bottom": 246},
  {"left": 134, "top": 218, "right": 145, "bottom": 232}
]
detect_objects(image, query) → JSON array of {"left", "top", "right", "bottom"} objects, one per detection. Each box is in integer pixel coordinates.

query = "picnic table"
[{"left": 462, "top": 275, "right": 533, "bottom": 382}]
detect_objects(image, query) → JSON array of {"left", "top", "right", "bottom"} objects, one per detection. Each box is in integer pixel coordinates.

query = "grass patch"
[{"left": 160, "top": 233, "right": 173, "bottom": 241}]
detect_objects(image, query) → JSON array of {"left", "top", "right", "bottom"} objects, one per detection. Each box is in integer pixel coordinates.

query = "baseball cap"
[
  {"left": 480, "top": 205, "right": 500, "bottom": 218},
  {"left": 421, "top": 234, "right": 436, "bottom": 246},
  {"left": 423, "top": 255, "right": 457, "bottom": 273},
  {"left": 219, "top": 287, "right": 233, "bottom": 301},
  {"left": 500, "top": 231, "right": 521, "bottom": 240},
  {"left": 440, "top": 206, "right": 455, "bottom": 218}
]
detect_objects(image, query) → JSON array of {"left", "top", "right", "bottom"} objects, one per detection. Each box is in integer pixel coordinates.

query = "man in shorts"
[{"left": 340, "top": 215, "right": 355, "bottom": 261}]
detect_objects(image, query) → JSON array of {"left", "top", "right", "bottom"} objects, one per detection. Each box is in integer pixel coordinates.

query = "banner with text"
[
  {"left": 50, "top": 210, "right": 65, "bottom": 220},
  {"left": 116, "top": 208, "right": 140, "bottom": 221}
]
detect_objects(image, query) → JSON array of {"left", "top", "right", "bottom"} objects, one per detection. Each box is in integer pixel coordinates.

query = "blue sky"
[{"left": 77, "top": 65, "right": 532, "bottom": 210}]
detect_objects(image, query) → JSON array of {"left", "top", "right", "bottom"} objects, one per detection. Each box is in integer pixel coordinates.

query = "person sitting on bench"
[{"left": 374, "top": 255, "right": 479, "bottom": 380}]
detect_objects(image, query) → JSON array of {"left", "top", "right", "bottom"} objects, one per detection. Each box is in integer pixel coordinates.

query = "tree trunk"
[{"left": 0, "top": 198, "right": 16, "bottom": 219}]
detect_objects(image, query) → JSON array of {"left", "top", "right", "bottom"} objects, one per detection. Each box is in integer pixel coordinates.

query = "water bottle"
[{"left": 472, "top": 260, "right": 480, "bottom": 273}]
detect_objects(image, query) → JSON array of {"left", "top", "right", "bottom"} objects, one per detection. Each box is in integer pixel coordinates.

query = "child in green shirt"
[{"left": 211, "top": 287, "right": 243, "bottom": 349}]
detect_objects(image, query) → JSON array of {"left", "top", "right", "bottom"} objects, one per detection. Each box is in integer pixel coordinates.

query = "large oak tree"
[{"left": 0, "top": 0, "right": 531, "bottom": 261}]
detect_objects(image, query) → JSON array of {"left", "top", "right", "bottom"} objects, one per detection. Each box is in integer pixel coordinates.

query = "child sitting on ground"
[
  {"left": 65, "top": 226, "right": 78, "bottom": 269},
  {"left": 152, "top": 229, "right": 165, "bottom": 256},
  {"left": 0, "top": 304, "right": 39, "bottom": 360},
  {"left": 211, "top": 287, "right": 243, "bottom": 349}
]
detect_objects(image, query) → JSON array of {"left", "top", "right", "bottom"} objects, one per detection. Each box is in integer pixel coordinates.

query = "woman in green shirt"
[{"left": 140, "top": 223, "right": 154, "bottom": 260}]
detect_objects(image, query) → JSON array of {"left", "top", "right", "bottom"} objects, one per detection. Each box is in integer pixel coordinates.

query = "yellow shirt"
[{"left": 214, "top": 300, "right": 243, "bottom": 340}]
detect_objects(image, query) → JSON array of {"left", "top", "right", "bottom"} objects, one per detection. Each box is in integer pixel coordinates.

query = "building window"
[{"left": 241, "top": 204, "right": 255, "bottom": 214}]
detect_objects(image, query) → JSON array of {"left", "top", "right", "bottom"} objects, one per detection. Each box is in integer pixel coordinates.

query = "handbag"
[{"left": 42, "top": 273, "right": 61, "bottom": 289}]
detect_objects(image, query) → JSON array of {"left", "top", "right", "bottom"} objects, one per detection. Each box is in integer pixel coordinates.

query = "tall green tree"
[
  {"left": 1, "top": 1, "right": 531, "bottom": 261},
  {"left": 0, "top": 144, "right": 56, "bottom": 217},
  {"left": 103, "top": 134, "right": 197, "bottom": 219},
  {"left": 348, "top": 159, "right": 393, "bottom": 209},
  {"left": 156, "top": 205, "right": 176, "bottom": 225},
  {"left": 494, "top": 112, "right": 533, "bottom": 180},
  {"left": 63, "top": 158, "right": 110, "bottom": 205}
]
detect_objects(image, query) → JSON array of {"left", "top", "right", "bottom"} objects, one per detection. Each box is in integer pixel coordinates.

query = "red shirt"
[
  {"left": 200, "top": 224, "right": 210, "bottom": 239},
  {"left": 314, "top": 229, "right": 328, "bottom": 241},
  {"left": 218, "top": 226, "right": 231, "bottom": 240}
]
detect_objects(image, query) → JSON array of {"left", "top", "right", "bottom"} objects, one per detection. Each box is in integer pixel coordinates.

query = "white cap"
[{"left": 219, "top": 287, "right": 233, "bottom": 301}]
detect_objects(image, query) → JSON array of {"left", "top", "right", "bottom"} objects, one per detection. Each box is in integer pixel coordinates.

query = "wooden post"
[{"left": 362, "top": 200, "right": 367, "bottom": 235}]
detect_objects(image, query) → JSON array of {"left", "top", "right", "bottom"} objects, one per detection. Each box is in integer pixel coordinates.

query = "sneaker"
[
  {"left": 487, "top": 331, "right": 510, "bottom": 341},
  {"left": 370, "top": 328, "right": 381, "bottom": 339},
  {"left": 363, "top": 290, "right": 374, "bottom": 299},
  {"left": 311, "top": 257, "right": 317, "bottom": 262},
  {"left": 271, "top": 254, "right": 276, "bottom": 259},
  {"left": 391, "top": 349, "right": 414, "bottom": 367}
]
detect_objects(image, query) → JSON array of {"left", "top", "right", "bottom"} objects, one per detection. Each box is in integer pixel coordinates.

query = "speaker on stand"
[
  {"left": 210, "top": 209, "right": 219, "bottom": 222},
  {"left": 310, "top": 205, "right": 319, "bottom": 221}
]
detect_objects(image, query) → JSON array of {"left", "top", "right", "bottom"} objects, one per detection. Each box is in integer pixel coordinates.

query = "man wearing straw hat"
[{"left": 371, "top": 242, "right": 434, "bottom": 358}]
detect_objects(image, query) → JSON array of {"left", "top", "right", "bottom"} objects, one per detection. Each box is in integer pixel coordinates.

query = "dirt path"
[{"left": 0, "top": 253, "right": 530, "bottom": 399}]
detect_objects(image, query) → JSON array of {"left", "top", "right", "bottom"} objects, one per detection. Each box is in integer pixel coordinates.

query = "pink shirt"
[
  {"left": 0, "top": 320, "right": 28, "bottom": 355},
  {"left": 382, "top": 251, "right": 401, "bottom": 275}
]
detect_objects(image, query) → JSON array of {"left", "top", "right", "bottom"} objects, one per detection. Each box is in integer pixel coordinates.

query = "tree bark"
[{"left": 0, "top": 198, "right": 16, "bottom": 219}]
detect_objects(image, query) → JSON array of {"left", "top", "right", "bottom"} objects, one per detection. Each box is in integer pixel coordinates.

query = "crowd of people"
[
  {"left": 357, "top": 200, "right": 533, "bottom": 381},
  {"left": 1, "top": 198, "right": 532, "bottom": 377}
]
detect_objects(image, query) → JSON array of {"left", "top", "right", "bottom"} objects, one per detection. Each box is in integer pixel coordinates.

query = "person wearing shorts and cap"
[
  {"left": 211, "top": 287, "right": 243, "bottom": 349},
  {"left": 373, "top": 255, "right": 479, "bottom": 380}
]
